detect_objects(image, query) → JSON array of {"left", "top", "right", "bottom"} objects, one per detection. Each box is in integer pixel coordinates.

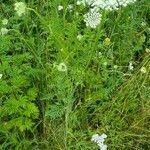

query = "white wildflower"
[
  {"left": 103, "top": 62, "right": 107, "bottom": 66},
  {"left": 60, "top": 48, "right": 64, "bottom": 51},
  {"left": 76, "top": 12, "right": 79, "bottom": 16},
  {"left": 85, "top": 0, "right": 95, "bottom": 5},
  {"left": 77, "top": 34, "right": 83, "bottom": 40},
  {"left": 91, "top": 134, "right": 103, "bottom": 143},
  {"left": 67, "top": 4, "right": 73, "bottom": 12},
  {"left": 141, "top": 22, "right": 146, "bottom": 27},
  {"left": 128, "top": 61, "right": 134, "bottom": 70},
  {"left": 81, "top": 0, "right": 137, "bottom": 11},
  {"left": 77, "top": 0, "right": 93, "bottom": 6},
  {"left": 14, "top": 2, "right": 26, "bottom": 16},
  {"left": 57, "top": 62, "right": 67, "bottom": 72},
  {"left": 98, "top": 52, "right": 102, "bottom": 57},
  {"left": 84, "top": 8, "right": 102, "bottom": 28},
  {"left": 91, "top": 133, "right": 107, "bottom": 150},
  {"left": 0, "top": 27, "right": 9, "bottom": 35},
  {"left": 145, "top": 48, "right": 150, "bottom": 53},
  {"left": 100, "top": 144, "right": 107, "bottom": 150},
  {"left": 114, "top": 65, "right": 118, "bottom": 69},
  {"left": 77, "top": 1, "right": 84, "bottom": 5},
  {"left": 0, "top": 74, "right": 3, "bottom": 79},
  {"left": 101, "top": 133, "right": 107, "bottom": 139},
  {"left": 58, "top": 5, "right": 63, "bottom": 11},
  {"left": 140, "top": 67, "right": 146, "bottom": 74},
  {"left": 2, "top": 19, "right": 8, "bottom": 25}
]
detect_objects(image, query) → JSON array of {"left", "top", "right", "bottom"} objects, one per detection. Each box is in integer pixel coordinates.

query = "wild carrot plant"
[{"left": 0, "top": 0, "right": 149, "bottom": 149}]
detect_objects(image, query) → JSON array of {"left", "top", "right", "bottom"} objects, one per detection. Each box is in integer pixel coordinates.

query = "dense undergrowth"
[{"left": 0, "top": 0, "right": 150, "bottom": 149}]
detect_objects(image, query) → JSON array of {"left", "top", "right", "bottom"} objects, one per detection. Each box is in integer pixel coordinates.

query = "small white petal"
[
  {"left": 141, "top": 22, "right": 146, "bottom": 27},
  {"left": 140, "top": 67, "right": 146, "bottom": 74},
  {"left": 128, "top": 62, "right": 134, "bottom": 70},
  {"left": 0, "top": 74, "right": 3, "bottom": 79},
  {"left": 114, "top": 65, "right": 118, "bottom": 69},
  {"left": 91, "top": 133, "right": 108, "bottom": 150},
  {"left": 145, "top": 48, "right": 150, "bottom": 53},
  {"left": 103, "top": 62, "right": 107, "bottom": 66},
  {"left": 98, "top": 52, "right": 102, "bottom": 57},
  {"left": 1, "top": 28, "right": 9, "bottom": 35},
  {"left": 101, "top": 133, "right": 107, "bottom": 139},
  {"left": 58, "top": 5, "right": 63, "bottom": 11},
  {"left": 77, "top": 0, "right": 86, "bottom": 6},
  {"left": 77, "top": 1, "right": 82, "bottom": 5},
  {"left": 91, "top": 134, "right": 99, "bottom": 142},
  {"left": 67, "top": 4, "right": 73, "bottom": 12},
  {"left": 77, "top": 34, "right": 83, "bottom": 40},
  {"left": 101, "top": 144, "right": 107, "bottom": 150}
]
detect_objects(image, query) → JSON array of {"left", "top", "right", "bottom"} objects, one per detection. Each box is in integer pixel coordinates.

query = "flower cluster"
[
  {"left": 79, "top": 0, "right": 137, "bottom": 28},
  {"left": 77, "top": 0, "right": 137, "bottom": 10},
  {"left": 140, "top": 67, "right": 146, "bottom": 74},
  {"left": 1, "top": 2, "right": 27, "bottom": 35},
  {"left": 1, "top": 18, "right": 8, "bottom": 35},
  {"left": 58, "top": 4, "right": 73, "bottom": 12},
  {"left": 128, "top": 61, "right": 134, "bottom": 70},
  {"left": 91, "top": 133, "right": 107, "bottom": 150},
  {"left": 92, "top": 0, "right": 137, "bottom": 10},
  {"left": 0, "top": 27, "right": 9, "bottom": 35},
  {"left": 58, "top": 5, "right": 63, "bottom": 11},
  {"left": 0, "top": 74, "right": 2, "bottom": 79},
  {"left": 14, "top": 2, "right": 26, "bottom": 16},
  {"left": 84, "top": 8, "right": 102, "bottom": 28},
  {"left": 145, "top": 48, "right": 150, "bottom": 53},
  {"left": 57, "top": 62, "right": 67, "bottom": 72},
  {"left": 77, "top": 34, "right": 83, "bottom": 40}
]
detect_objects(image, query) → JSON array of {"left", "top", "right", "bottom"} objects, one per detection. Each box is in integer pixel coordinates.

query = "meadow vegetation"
[{"left": 0, "top": 0, "right": 150, "bottom": 149}]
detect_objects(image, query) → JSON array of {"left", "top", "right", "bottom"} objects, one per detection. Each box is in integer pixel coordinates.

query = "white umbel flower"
[
  {"left": 141, "top": 22, "right": 146, "bottom": 27},
  {"left": 98, "top": 52, "right": 102, "bottom": 57},
  {"left": 84, "top": 8, "right": 101, "bottom": 28},
  {"left": 140, "top": 67, "right": 146, "bottom": 74},
  {"left": 101, "top": 133, "right": 107, "bottom": 139},
  {"left": 80, "top": 0, "right": 137, "bottom": 11},
  {"left": 85, "top": 0, "right": 95, "bottom": 5},
  {"left": 14, "top": 2, "right": 26, "bottom": 16},
  {"left": 92, "top": 0, "right": 119, "bottom": 10},
  {"left": 128, "top": 61, "right": 134, "bottom": 70},
  {"left": 91, "top": 133, "right": 107, "bottom": 150},
  {"left": 67, "top": 4, "right": 73, "bottom": 12},
  {"left": 57, "top": 62, "right": 67, "bottom": 72},
  {"left": 91, "top": 134, "right": 103, "bottom": 143},
  {"left": 114, "top": 65, "right": 118, "bottom": 69},
  {"left": 0, "top": 74, "right": 3, "bottom": 79},
  {"left": 100, "top": 144, "right": 107, "bottom": 150},
  {"left": 77, "top": 1, "right": 84, "bottom": 5},
  {"left": 77, "top": 0, "right": 94, "bottom": 6},
  {"left": 77, "top": 34, "right": 83, "bottom": 40},
  {"left": 145, "top": 48, "right": 150, "bottom": 53},
  {"left": 58, "top": 5, "right": 63, "bottom": 11},
  {"left": 2, "top": 19, "right": 8, "bottom": 25},
  {"left": 0, "top": 27, "right": 9, "bottom": 35}
]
